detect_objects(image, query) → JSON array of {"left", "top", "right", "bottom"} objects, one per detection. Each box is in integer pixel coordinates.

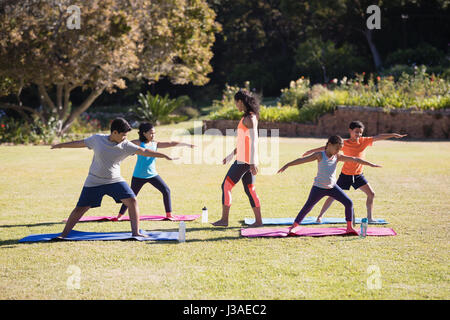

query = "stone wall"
[{"left": 203, "top": 106, "right": 450, "bottom": 139}]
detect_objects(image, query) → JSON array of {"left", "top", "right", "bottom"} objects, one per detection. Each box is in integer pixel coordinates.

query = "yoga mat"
[
  {"left": 241, "top": 227, "right": 397, "bottom": 238},
  {"left": 244, "top": 217, "right": 388, "bottom": 225},
  {"left": 63, "top": 214, "right": 200, "bottom": 222},
  {"left": 18, "top": 229, "right": 179, "bottom": 243}
]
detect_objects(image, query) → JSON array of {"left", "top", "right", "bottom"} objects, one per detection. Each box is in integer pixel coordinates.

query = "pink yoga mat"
[
  {"left": 63, "top": 215, "right": 200, "bottom": 222},
  {"left": 241, "top": 227, "right": 397, "bottom": 238}
]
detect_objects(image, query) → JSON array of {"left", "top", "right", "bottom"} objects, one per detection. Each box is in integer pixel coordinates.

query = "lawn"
[{"left": 0, "top": 121, "right": 449, "bottom": 299}]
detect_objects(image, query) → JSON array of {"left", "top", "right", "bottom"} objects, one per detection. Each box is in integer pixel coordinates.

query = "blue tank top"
[
  {"left": 133, "top": 141, "right": 158, "bottom": 179},
  {"left": 313, "top": 151, "right": 338, "bottom": 189}
]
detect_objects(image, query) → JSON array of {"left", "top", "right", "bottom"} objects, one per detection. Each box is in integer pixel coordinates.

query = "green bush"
[
  {"left": 208, "top": 66, "right": 450, "bottom": 123},
  {"left": 385, "top": 43, "right": 445, "bottom": 67},
  {"left": 259, "top": 106, "right": 300, "bottom": 122},
  {"left": 380, "top": 64, "right": 415, "bottom": 80},
  {"left": 175, "top": 106, "right": 200, "bottom": 119},
  {"left": 0, "top": 117, "right": 62, "bottom": 145},
  {"left": 279, "top": 77, "right": 310, "bottom": 108},
  {"left": 210, "top": 105, "right": 242, "bottom": 121},
  {"left": 210, "top": 105, "right": 301, "bottom": 123},
  {"left": 211, "top": 82, "right": 251, "bottom": 110},
  {"left": 295, "top": 37, "right": 368, "bottom": 83},
  {"left": 134, "top": 92, "right": 182, "bottom": 125},
  {"left": 68, "top": 114, "right": 103, "bottom": 134}
]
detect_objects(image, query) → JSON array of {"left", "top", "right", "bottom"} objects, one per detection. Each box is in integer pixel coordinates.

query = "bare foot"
[
  {"left": 132, "top": 232, "right": 148, "bottom": 238},
  {"left": 368, "top": 219, "right": 376, "bottom": 224},
  {"left": 316, "top": 218, "right": 322, "bottom": 224},
  {"left": 248, "top": 222, "right": 263, "bottom": 228},
  {"left": 212, "top": 220, "right": 228, "bottom": 227}
]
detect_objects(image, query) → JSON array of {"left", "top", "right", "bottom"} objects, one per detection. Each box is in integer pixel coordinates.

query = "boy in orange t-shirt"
[{"left": 303, "top": 121, "right": 406, "bottom": 223}]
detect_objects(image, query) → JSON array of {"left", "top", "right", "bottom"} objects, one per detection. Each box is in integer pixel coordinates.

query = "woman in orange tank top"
[{"left": 212, "top": 90, "right": 262, "bottom": 227}]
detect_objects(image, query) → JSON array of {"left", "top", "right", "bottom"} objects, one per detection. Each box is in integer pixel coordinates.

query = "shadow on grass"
[
  {"left": 0, "top": 226, "right": 245, "bottom": 247},
  {"left": 0, "top": 221, "right": 64, "bottom": 228},
  {"left": 0, "top": 239, "right": 20, "bottom": 248},
  {"left": 0, "top": 221, "right": 65, "bottom": 247}
]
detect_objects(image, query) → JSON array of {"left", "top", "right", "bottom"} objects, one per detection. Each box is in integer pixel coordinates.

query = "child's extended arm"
[
  {"left": 135, "top": 148, "right": 177, "bottom": 160},
  {"left": 277, "top": 152, "right": 320, "bottom": 173},
  {"left": 338, "top": 154, "right": 381, "bottom": 168},
  {"left": 372, "top": 133, "right": 407, "bottom": 142},
  {"left": 302, "top": 146, "right": 325, "bottom": 157},
  {"left": 51, "top": 140, "right": 86, "bottom": 149},
  {"left": 157, "top": 141, "right": 196, "bottom": 148}
]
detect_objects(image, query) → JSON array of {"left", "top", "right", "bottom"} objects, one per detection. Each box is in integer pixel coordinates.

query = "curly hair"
[{"left": 234, "top": 89, "right": 260, "bottom": 118}]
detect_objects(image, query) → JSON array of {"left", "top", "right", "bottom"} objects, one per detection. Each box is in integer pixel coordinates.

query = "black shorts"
[
  {"left": 77, "top": 181, "right": 135, "bottom": 208},
  {"left": 336, "top": 173, "right": 368, "bottom": 190}
]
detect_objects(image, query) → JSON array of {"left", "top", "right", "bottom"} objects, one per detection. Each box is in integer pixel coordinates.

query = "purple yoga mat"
[
  {"left": 63, "top": 215, "right": 200, "bottom": 222},
  {"left": 241, "top": 226, "right": 397, "bottom": 238}
]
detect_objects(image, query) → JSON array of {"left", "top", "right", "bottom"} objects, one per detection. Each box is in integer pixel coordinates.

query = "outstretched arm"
[
  {"left": 157, "top": 141, "right": 196, "bottom": 149},
  {"left": 338, "top": 154, "right": 381, "bottom": 168},
  {"left": 130, "top": 139, "right": 141, "bottom": 146},
  {"left": 372, "top": 133, "right": 407, "bottom": 142},
  {"left": 135, "top": 147, "right": 178, "bottom": 160},
  {"left": 278, "top": 152, "right": 320, "bottom": 173},
  {"left": 302, "top": 146, "right": 325, "bottom": 157},
  {"left": 51, "top": 140, "right": 86, "bottom": 149}
]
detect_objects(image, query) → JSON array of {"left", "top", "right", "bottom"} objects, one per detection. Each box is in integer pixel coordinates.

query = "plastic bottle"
[
  {"left": 178, "top": 221, "right": 186, "bottom": 242},
  {"left": 202, "top": 206, "right": 208, "bottom": 223},
  {"left": 360, "top": 218, "right": 368, "bottom": 238}
]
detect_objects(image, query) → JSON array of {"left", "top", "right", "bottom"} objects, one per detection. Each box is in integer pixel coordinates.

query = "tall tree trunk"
[
  {"left": 60, "top": 87, "right": 105, "bottom": 135},
  {"left": 56, "top": 84, "right": 63, "bottom": 119},
  {"left": 61, "top": 83, "right": 73, "bottom": 121},
  {"left": 321, "top": 65, "right": 328, "bottom": 84},
  {"left": 37, "top": 83, "right": 56, "bottom": 123},
  {"left": 364, "top": 28, "right": 383, "bottom": 71}
]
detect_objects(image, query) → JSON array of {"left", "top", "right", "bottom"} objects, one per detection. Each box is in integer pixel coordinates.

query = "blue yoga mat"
[
  {"left": 18, "top": 229, "right": 179, "bottom": 243},
  {"left": 244, "top": 217, "right": 388, "bottom": 225}
]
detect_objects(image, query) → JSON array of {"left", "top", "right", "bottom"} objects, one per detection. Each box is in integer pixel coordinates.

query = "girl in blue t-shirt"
[{"left": 116, "top": 122, "right": 195, "bottom": 220}]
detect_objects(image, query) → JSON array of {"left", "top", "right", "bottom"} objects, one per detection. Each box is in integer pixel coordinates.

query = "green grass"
[{"left": 0, "top": 121, "right": 449, "bottom": 299}]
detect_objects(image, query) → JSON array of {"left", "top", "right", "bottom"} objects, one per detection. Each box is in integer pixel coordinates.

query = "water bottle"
[
  {"left": 202, "top": 206, "right": 208, "bottom": 223},
  {"left": 360, "top": 218, "right": 368, "bottom": 238},
  {"left": 178, "top": 221, "right": 186, "bottom": 242}
]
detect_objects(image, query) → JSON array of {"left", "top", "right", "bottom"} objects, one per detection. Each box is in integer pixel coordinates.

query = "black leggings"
[
  {"left": 294, "top": 185, "right": 354, "bottom": 224},
  {"left": 119, "top": 175, "right": 172, "bottom": 214},
  {"left": 222, "top": 160, "right": 260, "bottom": 208}
]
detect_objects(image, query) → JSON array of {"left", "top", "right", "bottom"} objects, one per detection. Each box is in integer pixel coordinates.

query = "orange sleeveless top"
[{"left": 236, "top": 116, "right": 258, "bottom": 164}]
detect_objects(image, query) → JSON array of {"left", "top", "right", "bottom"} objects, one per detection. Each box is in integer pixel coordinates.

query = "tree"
[
  {"left": 295, "top": 36, "right": 367, "bottom": 83},
  {"left": 0, "top": 0, "right": 219, "bottom": 134},
  {"left": 207, "top": 0, "right": 298, "bottom": 95}
]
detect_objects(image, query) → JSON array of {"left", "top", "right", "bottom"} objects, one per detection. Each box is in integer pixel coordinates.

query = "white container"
[
  {"left": 178, "top": 221, "right": 186, "bottom": 242},
  {"left": 202, "top": 206, "right": 208, "bottom": 223}
]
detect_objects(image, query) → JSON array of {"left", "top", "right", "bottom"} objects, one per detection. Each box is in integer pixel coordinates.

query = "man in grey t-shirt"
[
  {"left": 83, "top": 133, "right": 140, "bottom": 187},
  {"left": 51, "top": 118, "right": 176, "bottom": 239}
]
